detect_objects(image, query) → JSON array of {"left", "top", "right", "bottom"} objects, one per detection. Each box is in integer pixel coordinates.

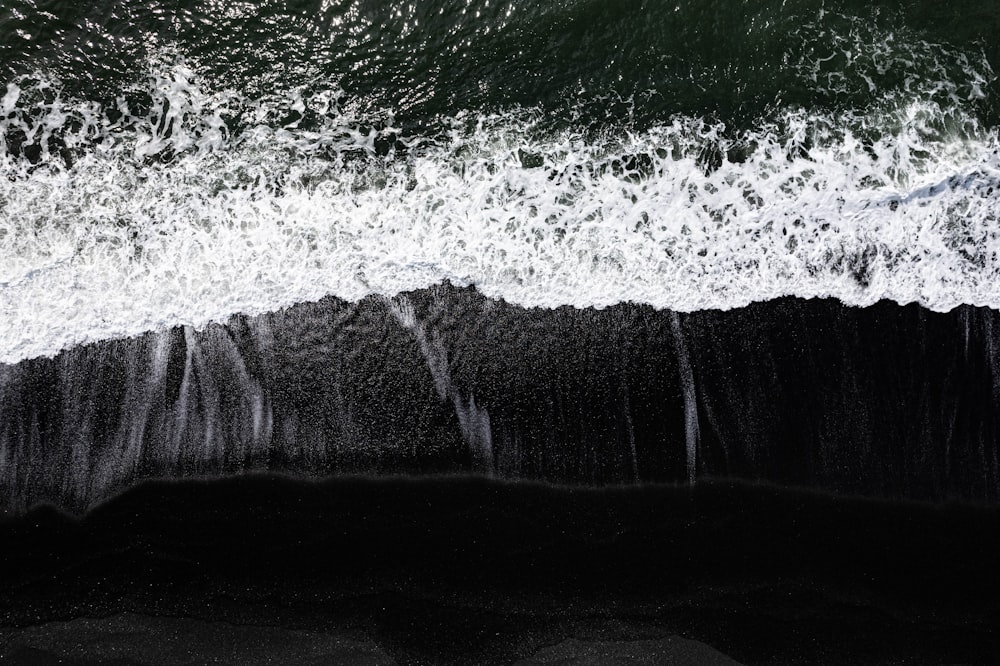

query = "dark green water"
[{"left": 2, "top": 0, "right": 997, "bottom": 132}]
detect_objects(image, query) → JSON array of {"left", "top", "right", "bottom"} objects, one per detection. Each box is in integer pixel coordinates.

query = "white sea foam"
[{"left": 1, "top": 58, "right": 999, "bottom": 364}]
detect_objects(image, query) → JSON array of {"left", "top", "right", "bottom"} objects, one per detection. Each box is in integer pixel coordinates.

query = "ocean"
[{"left": 1, "top": 1, "right": 999, "bottom": 663}]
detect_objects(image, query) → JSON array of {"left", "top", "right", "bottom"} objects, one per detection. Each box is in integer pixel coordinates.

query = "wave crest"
[{"left": 1, "top": 59, "right": 999, "bottom": 363}]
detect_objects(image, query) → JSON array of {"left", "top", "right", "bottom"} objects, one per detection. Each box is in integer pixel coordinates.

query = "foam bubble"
[{"left": 1, "top": 56, "right": 999, "bottom": 364}]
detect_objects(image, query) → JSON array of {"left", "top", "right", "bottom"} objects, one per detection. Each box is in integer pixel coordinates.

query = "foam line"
[{"left": 1, "top": 61, "right": 998, "bottom": 364}]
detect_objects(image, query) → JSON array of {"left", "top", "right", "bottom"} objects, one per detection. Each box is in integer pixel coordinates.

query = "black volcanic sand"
[{"left": 1, "top": 475, "right": 998, "bottom": 665}]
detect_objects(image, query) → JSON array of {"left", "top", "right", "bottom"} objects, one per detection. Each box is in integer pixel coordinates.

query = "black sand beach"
[{"left": 2, "top": 475, "right": 997, "bottom": 664}]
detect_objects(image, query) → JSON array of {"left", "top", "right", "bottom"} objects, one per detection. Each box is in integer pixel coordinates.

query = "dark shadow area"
[{"left": 1, "top": 474, "right": 997, "bottom": 664}]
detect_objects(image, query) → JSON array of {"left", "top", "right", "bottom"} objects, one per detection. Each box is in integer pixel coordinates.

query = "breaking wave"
[{"left": 0, "top": 21, "right": 997, "bottom": 363}]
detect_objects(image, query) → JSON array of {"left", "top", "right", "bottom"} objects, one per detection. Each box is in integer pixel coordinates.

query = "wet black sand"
[{"left": 1, "top": 474, "right": 998, "bottom": 664}]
